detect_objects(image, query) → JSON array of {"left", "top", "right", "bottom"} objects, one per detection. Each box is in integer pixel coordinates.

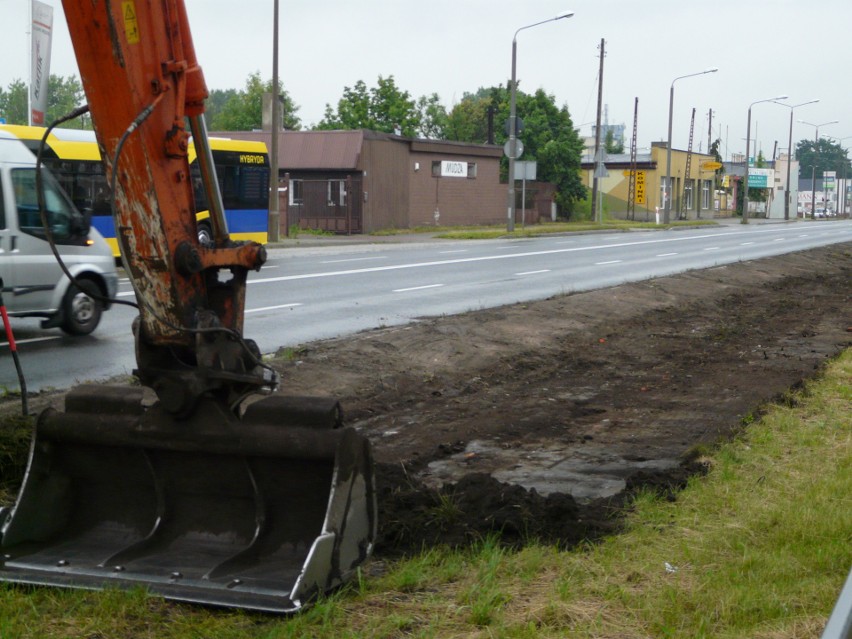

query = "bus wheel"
[
  {"left": 61, "top": 280, "right": 102, "bottom": 336},
  {"left": 197, "top": 222, "right": 213, "bottom": 247}
]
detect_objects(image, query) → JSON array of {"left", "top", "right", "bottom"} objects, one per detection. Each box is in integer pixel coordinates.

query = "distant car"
[
  {"left": 0, "top": 130, "right": 118, "bottom": 335},
  {"left": 814, "top": 207, "right": 826, "bottom": 217}
]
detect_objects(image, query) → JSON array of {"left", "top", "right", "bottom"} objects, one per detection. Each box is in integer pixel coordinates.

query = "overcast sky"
[{"left": 2, "top": 0, "right": 850, "bottom": 161}]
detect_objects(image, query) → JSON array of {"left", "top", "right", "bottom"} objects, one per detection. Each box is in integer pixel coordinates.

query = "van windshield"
[{"left": 11, "top": 167, "right": 88, "bottom": 242}]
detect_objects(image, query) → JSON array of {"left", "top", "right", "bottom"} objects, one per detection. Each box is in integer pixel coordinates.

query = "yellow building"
[{"left": 581, "top": 142, "right": 725, "bottom": 221}]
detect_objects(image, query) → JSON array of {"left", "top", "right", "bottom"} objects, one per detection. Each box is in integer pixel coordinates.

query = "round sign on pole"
[
  {"left": 504, "top": 116, "right": 524, "bottom": 136},
  {"left": 503, "top": 139, "right": 524, "bottom": 159}
]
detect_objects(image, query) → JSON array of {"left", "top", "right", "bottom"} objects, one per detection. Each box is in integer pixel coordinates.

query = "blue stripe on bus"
[
  {"left": 91, "top": 216, "right": 116, "bottom": 237},
  {"left": 91, "top": 209, "right": 267, "bottom": 237},
  {"left": 224, "top": 209, "right": 267, "bottom": 234}
]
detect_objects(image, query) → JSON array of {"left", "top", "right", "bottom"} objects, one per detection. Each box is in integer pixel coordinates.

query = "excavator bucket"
[{"left": 0, "top": 385, "right": 376, "bottom": 613}]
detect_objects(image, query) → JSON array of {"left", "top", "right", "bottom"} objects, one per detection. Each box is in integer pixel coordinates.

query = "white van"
[{"left": 0, "top": 130, "right": 118, "bottom": 335}]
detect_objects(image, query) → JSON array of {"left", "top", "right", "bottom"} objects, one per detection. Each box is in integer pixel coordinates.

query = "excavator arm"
[
  {"left": 65, "top": 0, "right": 271, "bottom": 413},
  {"left": 0, "top": 0, "right": 376, "bottom": 613}
]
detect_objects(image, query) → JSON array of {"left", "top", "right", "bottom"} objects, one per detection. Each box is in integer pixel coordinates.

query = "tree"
[
  {"left": 46, "top": 74, "right": 87, "bottom": 127},
  {"left": 796, "top": 137, "right": 851, "bottom": 177},
  {"left": 204, "top": 88, "right": 237, "bottom": 130},
  {"left": 0, "top": 79, "right": 28, "bottom": 124},
  {"left": 415, "top": 93, "right": 448, "bottom": 139},
  {"left": 0, "top": 75, "right": 87, "bottom": 127},
  {"left": 604, "top": 128, "right": 624, "bottom": 154},
  {"left": 445, "top": 84, "right": 586, "bottom": 214},
  {"left": 444, "top": 87, "right": 499, "bottom": 143},
  {"left": 208, "top": 72, "right": 300, "bottom": 131},
  {"left": 317, "top": 75, "right": 420, "bottom": 136}
]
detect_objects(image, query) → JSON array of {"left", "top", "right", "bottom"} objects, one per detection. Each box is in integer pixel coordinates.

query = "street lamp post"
[
  {"left": 825, "top": 136, "right": 852, "bottom": 216},
  {"left": 742, "top": 95, "right": 787, "bottom": 224},
  {"left": 664, "top": 68, "right": 718, "bottom": 224},
  {"left": 268, "top": 0, "right": 281, "bottom": 241},
  {"left": 798, "top": 119, "right": 839, "bottom": 218},
  {"left": 507, "top": 11, "right": 574, "bottom": 232},
  {"left": 773, "top": 99, "right": 819, "bottom": 221}
]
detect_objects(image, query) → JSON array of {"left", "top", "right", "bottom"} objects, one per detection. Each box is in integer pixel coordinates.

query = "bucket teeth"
[{"left": 0, "top": 385, "right": 376, "bottom": 613}]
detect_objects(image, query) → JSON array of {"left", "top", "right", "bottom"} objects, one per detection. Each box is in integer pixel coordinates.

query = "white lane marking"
[
  {"left": 656, "top": 252, "right": 678, "bottom": 257},
  {"left": 595, "top": 260, "right": 622, "bottom": 265},
  {"left": 516, "top": 269, "right": 551, "bottom": 276},
  {"left": 247, "top": 225, "right": 852, "bottom": 286},
  {"left": 773, "top": 238, "right": 786, "bottom": 242},
  {"left": 741, "top": 242, "right": 755, "bottom": 246},
  {"left": 2, "top": 336, "right": 61, "bottom": 347},
  {"left": 703, "top": 247, "right": 720, "bottom": 251},
  {"left": 799, "top": 234, "right": 809, "bottom": 237},
  {"left": 321, "top": 256, "right": 388, "bottom": 264},
  {"left": 439, "top": 249, "right": 469, "bottom": 254},
  {"left": 245, "top": 303, "right": 302, "bottom": 314},
  {"left": 393, "top": 284, "right": 444, "bottom": 293}
]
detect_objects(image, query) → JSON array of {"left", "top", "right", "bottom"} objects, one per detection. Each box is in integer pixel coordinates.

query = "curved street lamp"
[
  {"left": 742, "top": 95, "right": 788, "bottom": 224},
  {"left": 772, "top": 99, "right": 819, "bottom": 221},
  {"left": 664, "top": 67, "right": 718, "bottom": 224},
  {"left": 507, "top": 11, "right": 574, "bottom": 232},
  {"left": 798, "top": 119, "right": 839, "bottom": 218}
]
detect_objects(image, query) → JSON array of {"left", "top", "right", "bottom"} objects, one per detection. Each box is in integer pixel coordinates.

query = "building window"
[
  {"left": 431, "top": 161, "right": 441, "bottom": 177},
  {"left": 289, "top": 179, "right": 303, "bottom": 205},
  {"left": 467, "top": 162, "right": 477, "bottom": 179},
  {"left": 684, "top": 179, "right": 694, "bottom": 210},
  {"left": 702, "top": 180, "right": 711, "bottom": 210},
  {"left": 660, "top": 176, "right": 672, "bottom": 208},
  {"left": 327, "top": 180, "right": 345, "bottom": 206}
]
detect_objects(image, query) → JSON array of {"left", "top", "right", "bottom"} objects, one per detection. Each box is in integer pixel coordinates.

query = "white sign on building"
[{"left": 440, "top": 160, "right": 468, "bottom": 178}]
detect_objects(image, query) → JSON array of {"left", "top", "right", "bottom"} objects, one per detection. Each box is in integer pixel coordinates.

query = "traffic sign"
[
  {"left": 504, "top": 116, "right": 524, "bottom": 136},
  {"left": 503, "top": 139, "right": 524, "bottom": 159}
]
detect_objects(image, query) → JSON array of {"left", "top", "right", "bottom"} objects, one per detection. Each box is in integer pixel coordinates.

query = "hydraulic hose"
[{"left": 0, "top": 279, "right": 28, "bottom": 416}]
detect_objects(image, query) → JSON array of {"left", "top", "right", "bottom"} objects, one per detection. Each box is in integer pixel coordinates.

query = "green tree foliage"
[
  {"left": 416, "top": 93, "right": 448, "bottom": 139},
  {"left": 317, "top": 75, "right": 420, "bottom": 136},
  {"left": 0, "top": 79, "right": 28, "bottom": 124},
  {"left": 604, "top": 128, "right": 624, "bottom": 154},
  {"left": 445, "top": 85, "right": 586, "bottom": 214},
  {"left": 208, "top": 72, "right": 300, "bottom": 131},
  {"left": 46, "top": 75, "right": 86, "bottom": 127},
  {"left": 0, "top": 75, "right": 87, "bottom": 127},
  {"left": 204, "top": 88, "right": 237, "bottom": 130},
  {"left": 444, "top": 87, "right": 498, "bottom": 143},
  {"left": 796, "top": 138, "right": 851, "bottom": 177}
]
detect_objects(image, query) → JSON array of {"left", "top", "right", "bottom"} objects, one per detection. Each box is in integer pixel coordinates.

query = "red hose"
[{"left": 0, "top": 282, "right": 28, "bottom": 416}]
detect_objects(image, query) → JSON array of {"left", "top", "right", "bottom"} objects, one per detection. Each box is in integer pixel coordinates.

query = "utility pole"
[
  {"left": 591, "top": 38, "right": 605, "bottom": 224},
  {"left": 627, "top": 97, "right": 638, "bottom": 220},
  {"left": 707, "top": 109, "right": 713, "bottom": 153}
]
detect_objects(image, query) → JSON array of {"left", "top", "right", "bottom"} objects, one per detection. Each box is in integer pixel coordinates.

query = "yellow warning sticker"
[{"left": 122, "top": 1, "right": 140, "bottom": 44}]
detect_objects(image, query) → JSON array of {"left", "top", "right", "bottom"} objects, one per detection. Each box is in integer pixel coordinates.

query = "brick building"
[{"left": 215, "top": 130, "right": 507, "bottom": 234}]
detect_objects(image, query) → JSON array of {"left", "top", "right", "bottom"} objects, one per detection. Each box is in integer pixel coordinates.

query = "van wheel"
[
  {"left": 197, "top": 222, "right": 213, "bottom": 247},
  {"left": 61, "top": 280, "right": 102, "bottom": 336}
]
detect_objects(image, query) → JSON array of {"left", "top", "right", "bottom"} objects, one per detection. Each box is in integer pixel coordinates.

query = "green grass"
[
  {"left": 371, "top": 219, "right": 717, "bottom": 240},
  {"left": 0, "top": 350, "right": 848, "bottom": 638}
]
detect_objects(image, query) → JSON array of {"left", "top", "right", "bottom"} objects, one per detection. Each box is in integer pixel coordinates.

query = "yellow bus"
[{"left": 0, "top": 124, "right": 270, "bottom": 256}]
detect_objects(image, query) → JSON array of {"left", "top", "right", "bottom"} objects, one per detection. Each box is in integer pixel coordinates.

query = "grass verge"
[
  {"left": 0, "top": 349, "right": 848, "bottom": 638},
  {"left": 371, "top": 219, "right": 718, "bottom": 240}
]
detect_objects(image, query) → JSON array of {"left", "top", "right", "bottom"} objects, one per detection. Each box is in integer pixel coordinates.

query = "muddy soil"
[
  {"left": 2, "top": 244, "right": 849, "bottom": 559},
  {"left": 273, "top": 243, "right": 851, "bottom": 555}
]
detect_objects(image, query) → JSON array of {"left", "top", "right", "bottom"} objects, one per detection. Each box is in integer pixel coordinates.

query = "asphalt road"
[{"left": 3, "top": 219, "right": 851, "bottom": 393}]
